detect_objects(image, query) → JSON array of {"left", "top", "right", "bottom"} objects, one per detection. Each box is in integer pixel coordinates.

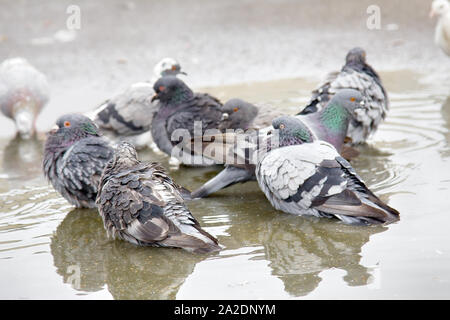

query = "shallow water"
[{"left": 1, "top": 71, "right": 449, "bottom": 299}]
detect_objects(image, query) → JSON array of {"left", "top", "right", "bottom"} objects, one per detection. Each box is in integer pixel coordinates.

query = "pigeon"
[
  {"left": 191, "top": 89, "right": 364, "bottom": 199},
  {"left": 430, "top": 0, "right": 450, "bottom": 56},
  {"left": 298, "top": 47, "right": 388, "bottom": 144},
  {"left": 218, "top": 99, "right": 282, "bottom": 131},
  {"left": 86, "top": 57, "right": 186, "bottom": 150},
  {"left": 43, "top": 114, "right": 114, "bottom": 208},
  {"left": 0, "top": 57, "right": 49, "bottom": 138},
  {"left": 255, "top": 116, "right": 400, "bottom": 225},
  {"left": 96, "top": 141, "right": 221, "bottom": 253},
  {"left": 150, "top": 76, "right": 226, "bottom": 166}
]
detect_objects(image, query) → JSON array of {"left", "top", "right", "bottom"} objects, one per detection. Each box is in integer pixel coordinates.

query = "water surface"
[{"left": 1, "top": 71, "right": 449, "bottom": 299}]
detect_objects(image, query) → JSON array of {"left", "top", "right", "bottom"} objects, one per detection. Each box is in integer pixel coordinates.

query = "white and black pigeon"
[
  {"left": 430, "top": 0, "right": 450, "bottom": 56},
  {"left": 86, "top": 57, "right": 186, "bottom": 150},
  {"left": 298, "top": 47, "right": 388, "bottom": 144},
  {"left": 43, "top": 114, "right": 114, "bottom": 208},
  {"left": 96, "top": 141, "right": 221, "bottom": 254},
  {"left": 0, "top": 57, "right": 49, "bottom": 138},
  {"left": 256, "top": 116, "right": 400, "bottom": 226},
  {"left": 191, "top": 89, "right": 364, "bottom": 199}
]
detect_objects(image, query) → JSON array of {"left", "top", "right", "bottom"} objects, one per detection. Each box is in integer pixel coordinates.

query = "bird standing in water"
[
  {"left": 298, "top": 47, "right": 388, "bottom": 144},
  {"left": 43, "top": 114, "right": 114, "bottom": 208},
  {"left": 256, "top": 116, "right": 400, "bottom": 225},
  {"left": 0, "top": 58, "right": 49, "bottom": 139},
  {"left": 86, "top": 57, "right": 186, "bottom": 150},
  {"left": 96, "top": 142, "right": 221, "bottom": 253}
]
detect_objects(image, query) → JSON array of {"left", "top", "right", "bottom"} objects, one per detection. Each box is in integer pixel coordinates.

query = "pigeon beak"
[
  {"left": 221, "top": 113, "right": 229, "bottom": 121},
  {"left": 358, "top": 100, "right": 365, "bottom": 108},
  {"left": 151, "top": 93, "right": 159, "bottom": 102},
  {"left": 179, "top": 70, "right": 187, "bottom": 76}
]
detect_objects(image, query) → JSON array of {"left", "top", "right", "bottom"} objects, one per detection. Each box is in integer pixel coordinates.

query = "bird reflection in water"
[
  {"left": 2, "top": 134, "right": 43, "bottom": 180},
  {"left": 50, "top": 208, "right": 210, "bottom": 299}
]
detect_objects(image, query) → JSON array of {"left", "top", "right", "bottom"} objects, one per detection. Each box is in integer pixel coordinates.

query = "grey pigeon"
[
  {"left": 298, "top": 47, "right": 388, "bottom": 144},
  {"left": 86, "top": 58, "right": 186, "bottom": 149},
  {"left": 150, "top": 76, "right": 225, "bottom": 165},
  {"left": 43, "top": 114, "right": 114, "bottom": 208},
  {"left": 256, "top": 116, "right": 400, "bottom": 225},
  {"left": 191, "top": 89, "right": 364, "bottom": 198},
  {"left": 0, "top": 57, "right": 49, "bottom": 138},
  {"left": 96, "top": 141, "right": 221, "bottom": 253},
  {"left": 219, "top": 99, "right": 282, "bottom": 131},
  {"left": 430, "top": 0, "right": 450, "bottom": 56}
]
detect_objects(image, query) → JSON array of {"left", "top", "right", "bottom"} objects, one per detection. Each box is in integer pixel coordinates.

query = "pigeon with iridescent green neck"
[
  {"left": 43, "top": 114, "right": 114, "bottom": 208},
  {"left": 256, "top": 116, "right": 400, "bottom": 225},
  {"left": 298, "top": 47, "right": 388, "bottom": 144},
  {"left": 191, "top": 89, "right": 364, "bottom": 199},
  {"left": 0, "top": 57, "right": 49, "bottom": 139}
]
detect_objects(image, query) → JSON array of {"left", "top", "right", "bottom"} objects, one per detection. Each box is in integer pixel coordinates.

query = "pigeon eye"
[
  {"left": 171, "top": 65, "right": 177, "bottom": 71},
  {"left": 350, "top": 97, "right": 356, "bottom": 102},
  {"left": 64, "top": 121, "right": 71, "bottom": 127},
  {"left": 279, "top": 124, "right": 285, "bottom": 129},
  {"left": 233, "top": 107, "right": 239, "bottom": 112},
  {"left": 159, "top": 86, "right": 166, "bottom": 92}
]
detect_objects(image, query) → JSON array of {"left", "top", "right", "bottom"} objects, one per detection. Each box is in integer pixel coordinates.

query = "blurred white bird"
[
  {"left": 0, "top": 58, "right": 49, "bottom": 138},
  {"left": 430, "top": 0, "right": 450, "bottom": 56}
]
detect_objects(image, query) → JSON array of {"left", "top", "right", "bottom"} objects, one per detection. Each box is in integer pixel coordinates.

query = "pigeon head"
[
  {"left": 151, "top": 76, "right": 194, "bottom": 104},
  {"left": 153, "top": 57, "right": 187, "bottom": 77},
  {"left": 272, "top": 116, "right": 314, "bottom": 147},
  {"left": 329, "top": 89, "right": 365, "bottom": 114},
  {"left": 430, "top": 0, "right": 449, "bottom": 17},
  {"left": 345, "top": 47, "right": 367, "bottom": 65},
  {"left": 221, "top": 99, "right": 258, "bottom": 130},
  {"left": 109, "top": 141, "right": 140, "bottom": 171},
  {"left": 45, "top": 114, "right": 100, "bottom": 151}
]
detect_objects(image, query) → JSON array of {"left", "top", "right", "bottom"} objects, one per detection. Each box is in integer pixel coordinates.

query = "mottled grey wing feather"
[
  {"left": 94, "top": 84, "right": 155, "bottom": 136},
  {"left": 302, "top": 69, "right": 388, "bottom": 143},
  {"left": 97, "top": 162, "right": 217, "bottom": 250},
  {"left": 257, "top": 141, "right": 399, "bottom": 224},
  {"left": 58, "top": 137, "right": 113, "bottom": 207}
]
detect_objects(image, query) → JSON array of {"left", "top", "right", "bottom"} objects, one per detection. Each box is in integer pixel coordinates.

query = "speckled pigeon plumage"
[
  {"left": 43, "top": 114, "right": 114, "bottom": 208},
  {"left": 430, "top": 0, "right": 450, "bottom": 56},
  {"left": 0, "top": 57, "right": 49, "bottom": 138},
  {"left": 298, "top": 47, "right": 388, "bottom": 144},
  {"left": 256, "top": 116, "right": 400, "bottom": 225},
  {"left": 191, "top": 89, "right": 364, "bottom": 199},
  {"left": 151, "top": 76, "right": 226, "bottom": 164},
  {"left": 86, "top": 58, "right": 185, "bottom": 149},
  {"left": 96, "top": 142, "right": 221, "bottom": 253}
]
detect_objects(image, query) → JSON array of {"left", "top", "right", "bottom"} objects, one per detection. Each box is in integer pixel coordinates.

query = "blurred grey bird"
[
  {"left": 43, "top": 114, "right": 114, "bottom": 208},
  {"left": 86, "top": 57, "right": 186, "bottom": 150},
  {"left": 96, "top": 141, "right": 221, "bottom": 253},
  {"left": 0, "top": 57, "right": 49, "bottom": 139},
  {"left": 430, "top": 0, "right": 450, "bottom": 56},
  {"left": 298, "top": 47, "right": 388, "bottom": 144},
  {"left": 256, "top": 116, "right": 400, "bottom": 225},
  {"left": 218, "top": 99, "right": 282, "bottom": 131},
  {"left": 191, "top": 89, "right": 364, "bottom": 199}
]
